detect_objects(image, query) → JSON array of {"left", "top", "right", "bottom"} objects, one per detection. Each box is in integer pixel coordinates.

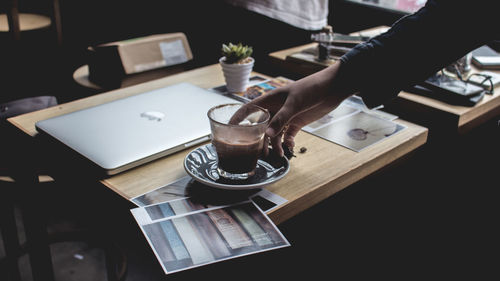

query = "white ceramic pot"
[{"left": 219, "top": 57, "right": 254, "bottom": 93}]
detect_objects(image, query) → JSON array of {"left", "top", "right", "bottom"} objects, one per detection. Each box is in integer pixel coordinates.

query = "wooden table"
[
  {"left": 0, "top": 0, "right": 62, "bottom": 44},
  {"left": 9, "top": 63, "right": 428, "bottom": 225},
  {"left": 269, "top": 29, "right": 500, "bottom": 135}
]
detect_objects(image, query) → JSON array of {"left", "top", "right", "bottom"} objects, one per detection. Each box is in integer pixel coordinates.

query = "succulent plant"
[{"left": 221, "top": 42, "right": 253, "bottom": 64}]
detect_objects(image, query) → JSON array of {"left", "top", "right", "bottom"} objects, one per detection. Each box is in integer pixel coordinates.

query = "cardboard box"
[{"left": 88, "top": 33, "right": 193, "bottom": 86}]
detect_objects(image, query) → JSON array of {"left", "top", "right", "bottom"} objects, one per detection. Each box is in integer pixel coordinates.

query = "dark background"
[{"left": 0, "top": 0, "right": 406, "bottom": 104}]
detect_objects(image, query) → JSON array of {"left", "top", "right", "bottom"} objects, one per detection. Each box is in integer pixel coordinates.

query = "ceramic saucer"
[{"left": 184, "top": 144, "right": 289, "bottom": 190}]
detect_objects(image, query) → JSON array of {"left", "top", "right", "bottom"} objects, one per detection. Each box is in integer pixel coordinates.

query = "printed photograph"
[
  {"left": 310, "top": 111, "right": 406, "bottom": 152},
  {"left": 131, "top": 176, "right": 287, "bottom": 212},
  {"left": 144, "top": 197, "right": 219, "bottom": 221},
  {"left": 304, "top": 103, "right": 359, "bottom": 130},
  {"left": 135, "top": 202, "right": 290, "bottom": 274},
  {"left": 132, "top": 176, "right": 193, "bottom": 206},
  {"left": 234, "top": 77, "right": 293, "bottom": 101},
  {"left": 211, "top": 75, "right": 268, "bottom": 94}
]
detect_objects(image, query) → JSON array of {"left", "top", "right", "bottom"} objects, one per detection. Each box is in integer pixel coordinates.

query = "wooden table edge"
[{"left": 268, "top": 121, "right": 428, "bottom": 224}]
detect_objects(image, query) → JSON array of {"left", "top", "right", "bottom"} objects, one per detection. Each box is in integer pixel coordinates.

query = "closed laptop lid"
[{"left": 35, "top": 82, "right": 240, "bottom": 174}]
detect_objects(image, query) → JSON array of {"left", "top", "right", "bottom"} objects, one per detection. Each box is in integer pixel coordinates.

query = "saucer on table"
[{"left": 184, "top": 144, "right": 290, "bottom": 190}]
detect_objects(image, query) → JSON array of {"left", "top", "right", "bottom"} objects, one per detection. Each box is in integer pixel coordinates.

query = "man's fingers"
[
  {"left": 265, "top": 106, "right": 295, "bottom": 138},
  {"left": 262, "top": 135, "right": 269, "bottom": 158},
  {"left": 269, "top": 132, "right": 284, "bottom": 158},
  {"left": 283, "top": 124, "right": 300, "bottom": 149},
  {"left": 228, "top": 104, "right": 258, "bottom": 125}
]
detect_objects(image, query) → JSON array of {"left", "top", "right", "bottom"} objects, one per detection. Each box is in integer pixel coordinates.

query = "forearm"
[{"left": 338, "top": 0, "right": 497, "bottom": 108}]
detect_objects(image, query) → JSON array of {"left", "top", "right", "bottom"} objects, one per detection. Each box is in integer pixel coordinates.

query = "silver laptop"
[{"left": 35, "top": 82, "right": 240, "bottom": 175}]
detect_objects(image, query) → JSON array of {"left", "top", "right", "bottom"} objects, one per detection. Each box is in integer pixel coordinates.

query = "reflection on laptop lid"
[{"left": 35, "top": 82, "right": 240, "bottom": 175}]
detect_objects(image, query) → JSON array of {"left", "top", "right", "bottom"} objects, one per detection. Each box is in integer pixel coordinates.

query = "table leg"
[
  {"left": 18, "top": 173, "right": 55, "bottom": 281},
  {"left": 0, "top": 195, "right": 22, "bottom": 281}
]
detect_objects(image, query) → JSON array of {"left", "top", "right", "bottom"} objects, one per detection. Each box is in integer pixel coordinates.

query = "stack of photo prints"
[
  {"left": 213, "top": 75, "right": 406, "bottom": 152},
  {"left": 130, "top": 176, "right": 290, "bottom": 275}
]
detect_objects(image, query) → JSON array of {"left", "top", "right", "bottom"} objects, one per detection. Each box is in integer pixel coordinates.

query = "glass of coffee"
[{"left": 207, "top": 103, "right": 270, "bottom": 180}]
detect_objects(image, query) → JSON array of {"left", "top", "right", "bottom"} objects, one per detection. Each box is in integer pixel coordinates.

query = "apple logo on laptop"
[{"left": 140, "top": 111, "right": 165, "bottom": 122}]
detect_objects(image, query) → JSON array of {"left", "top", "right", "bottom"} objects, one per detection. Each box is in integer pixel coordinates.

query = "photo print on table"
[
  {"left": 211, "top": 76, "right": 293, "bottom": 103},
  {"left": 304, "top": 102, "right": 359, "bottom": 130},
  {"left": 235, "top": 77, "right": 293, "bottom": 101},
  {"left": 211, "top": 75, "right": 269, "bottom": 96},
  {"left": 305, "top": 111, "right": 406, "bottom": 152},
  {"left": 132, "top": 201, "right": 290, "bottom": 275},
  {"left": 131, "top": 176, "right": 193, "bottom": 206},
  {"left": 131, "top": 175, "right": 287, "bottom": 213}
]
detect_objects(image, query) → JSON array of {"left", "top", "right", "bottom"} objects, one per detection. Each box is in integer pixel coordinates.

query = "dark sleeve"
[{"left": 338, "top": 0, "right": 499, "bottom": 108}]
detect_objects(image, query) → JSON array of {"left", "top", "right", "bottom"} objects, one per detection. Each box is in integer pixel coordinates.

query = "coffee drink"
[
  {"left": 212, "top": 138, "right": 263, "bottom": 174},
  {"left": 207, "top": 103, "right": 269, "bottom": 180}
]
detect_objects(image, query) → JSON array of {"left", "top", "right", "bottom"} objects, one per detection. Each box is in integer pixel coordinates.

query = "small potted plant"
[{"left": 219, "top": 42, "right": 254, "bottom": 93}]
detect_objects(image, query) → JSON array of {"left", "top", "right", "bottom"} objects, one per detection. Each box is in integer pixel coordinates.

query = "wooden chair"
[
  {"left": 0, "top": 0, "right": 62, "bottom": 44},
  {"left": 0, "top": 97, "right": 127, "bottom": 281},
  {"left": 0, "top": 96, "right": 57, "bottom": 281}
]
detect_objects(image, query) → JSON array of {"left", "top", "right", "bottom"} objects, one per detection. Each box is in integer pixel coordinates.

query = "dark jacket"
[{"left": 339, "top": 0, "right": 499, "bottom": 108}]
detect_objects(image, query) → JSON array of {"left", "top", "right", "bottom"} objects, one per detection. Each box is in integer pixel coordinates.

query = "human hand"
[{"left": 230, "top": 62, "right": 352, "bottom": 157}]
